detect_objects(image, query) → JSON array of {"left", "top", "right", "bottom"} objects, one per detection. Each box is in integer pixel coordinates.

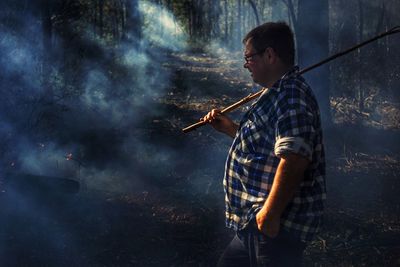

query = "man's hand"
[
  {"left": 201, "top": 109, "right": 238, "bottom": 138},
  {"left": 256, "top": 208, "right": 281, "bottom": 238}
]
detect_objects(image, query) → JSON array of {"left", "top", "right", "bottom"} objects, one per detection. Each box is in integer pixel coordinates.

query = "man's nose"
[{"left": 243, "top": 62, "right": 249, "bottom": 69}]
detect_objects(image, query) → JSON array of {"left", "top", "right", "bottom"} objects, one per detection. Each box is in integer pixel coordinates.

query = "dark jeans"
[{"left": 217, "top": 222, "right": 306, "bottom": 267}]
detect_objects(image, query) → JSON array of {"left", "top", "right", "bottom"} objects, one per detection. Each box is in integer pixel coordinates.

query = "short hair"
[{"left": 243, "top": 22, "right": 295, "bottom": 66}]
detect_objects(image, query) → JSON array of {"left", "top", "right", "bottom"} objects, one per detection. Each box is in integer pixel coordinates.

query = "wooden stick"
[
  {"left": 182, "top": 90, "right": 265, "bottom": 133},
  {"left": 181, "top": 26, "right": 400, "bottom": 134}
]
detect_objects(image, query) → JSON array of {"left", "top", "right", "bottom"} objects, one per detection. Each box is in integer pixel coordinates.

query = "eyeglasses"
[{"left": 244, "top": 50, "right": 265, "bottom": 64}]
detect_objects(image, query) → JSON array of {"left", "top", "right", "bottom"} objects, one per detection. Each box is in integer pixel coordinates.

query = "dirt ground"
[{"left": 1, "top": 52, "right": 400, "bottom": 266}]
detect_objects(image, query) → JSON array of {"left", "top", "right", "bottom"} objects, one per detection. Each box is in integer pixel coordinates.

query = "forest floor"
[{"left": 1, "top": 51, "right": 400, "bottom": 266}]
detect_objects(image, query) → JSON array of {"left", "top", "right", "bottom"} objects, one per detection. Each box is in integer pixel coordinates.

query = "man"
[{"left": 201, "top": 22, "right": 326, "bottom": 266}]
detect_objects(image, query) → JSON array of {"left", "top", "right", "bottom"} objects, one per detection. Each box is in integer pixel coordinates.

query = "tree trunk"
[
  {"left": 113, "top": 0, "right": 119, "bottom": 41},
  {"left": 211, "top": 0, "right": 221, "bottom": 38},
  {"left": 248, "top": 0, "right": 260, "bottom": 25},
  {"left": 120, "top": 0, "right": 125, "bottom": 33},
  {"left": 283, "top": 0, "right": 298, "bottom": 59},
  {"left": 357, "top": 0, "right": 364, "bottom": 112},
  {"left": 224, "top": 0, "right": 228, "bottom": 42},
  {"left": 296, "top": 0, "right": 332, "bottom": 126},
  {"left": 98, "top": 0, "right": 104, "bottom": 38},
  {"left": 41, "top": 0, "right": 53, "bottom": 101},
  {"left": 237, "top": 0, "right": 242, "bottom": 48},
  {"left": 123, "top": 0, "right": 141, "bottom": 46}
]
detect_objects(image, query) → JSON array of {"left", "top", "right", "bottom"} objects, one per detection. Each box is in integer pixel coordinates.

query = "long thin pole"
[{"left": 182, "top": 26, "right": 400, "bottom": 133}]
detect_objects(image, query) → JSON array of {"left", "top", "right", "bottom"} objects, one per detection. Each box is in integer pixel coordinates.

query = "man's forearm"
[
  {"left": 261, "top": 153, "right": 309, "bottom": 218},
  {"left": 225, "top": 123, "right": 239, "bottom": 138}
]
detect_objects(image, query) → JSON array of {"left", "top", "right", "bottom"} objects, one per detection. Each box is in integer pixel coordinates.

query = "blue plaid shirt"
[{"left": 224, "top": 66, "right": 326, "bottom": 242}]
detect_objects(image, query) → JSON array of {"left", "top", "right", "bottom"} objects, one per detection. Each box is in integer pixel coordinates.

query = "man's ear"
[{"left": 264, "top": 47, "right": 277, "bottom": 64}]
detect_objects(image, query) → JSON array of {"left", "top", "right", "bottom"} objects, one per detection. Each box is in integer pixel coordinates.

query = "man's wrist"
[
  {"left": 259, "top": 206, "right": 282, "bottom": 221},
  {"left": 226, "top": 123, "right": 238, "bottom": 138}
]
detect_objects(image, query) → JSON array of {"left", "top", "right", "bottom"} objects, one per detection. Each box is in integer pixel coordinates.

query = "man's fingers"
[
  {"left": 207, "top": 113, "right": 212, "bottom": 122},
  {"left": 200, "top": 109, "right": 226, "bottom": 127},
  {"left": 201, "top": 109, "right": 222, "bottom": 123},
  {"left": 211, "top": 109, "right": 221, "bottom": 119}
]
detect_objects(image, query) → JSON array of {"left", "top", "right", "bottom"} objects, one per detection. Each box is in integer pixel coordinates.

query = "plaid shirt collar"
[{"left": 260, "top": 65, "right": 300, "bottom": 97}]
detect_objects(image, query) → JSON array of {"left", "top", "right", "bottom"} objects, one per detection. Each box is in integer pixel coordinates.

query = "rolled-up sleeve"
[{"left": 275, "top": 136, "right": 313, "bottom": 161}]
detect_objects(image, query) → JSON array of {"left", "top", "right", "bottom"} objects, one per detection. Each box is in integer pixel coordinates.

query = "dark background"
[{"left": 0, "top": 0, "right": 399, "bottom": 266}]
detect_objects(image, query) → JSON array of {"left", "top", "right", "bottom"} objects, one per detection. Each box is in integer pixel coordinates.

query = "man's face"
[{"left": 243, "top": 39, "right": 267, "bottom": 86}]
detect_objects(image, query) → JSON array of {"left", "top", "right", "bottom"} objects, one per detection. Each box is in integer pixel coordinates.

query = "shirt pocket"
[
  {"left": 236, "top": 113, "right": 274, "bottom": 155},
  {"left": 232, "top": 149, "right": 267, "bottom": 182}
]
